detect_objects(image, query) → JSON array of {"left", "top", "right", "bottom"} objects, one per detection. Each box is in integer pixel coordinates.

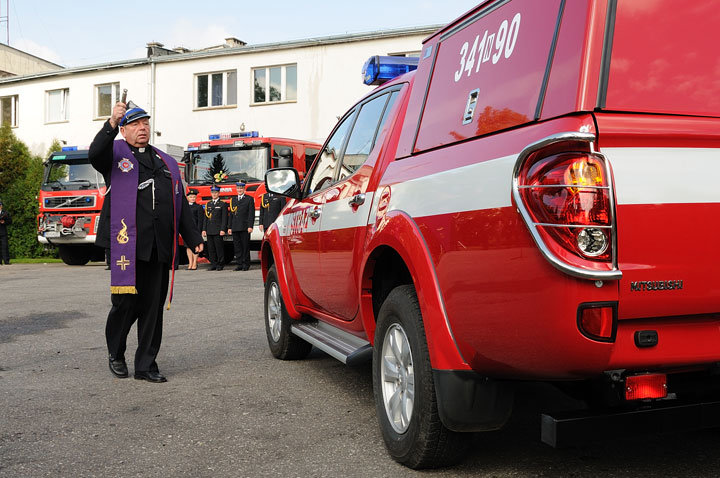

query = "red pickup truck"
[{"left": 261, "top": 0, "right": 720, "bottom": 468}]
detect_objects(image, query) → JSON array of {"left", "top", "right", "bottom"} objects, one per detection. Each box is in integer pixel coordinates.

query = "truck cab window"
[{"left": 338, "top": 91, "right": 399, "bottom": 181}]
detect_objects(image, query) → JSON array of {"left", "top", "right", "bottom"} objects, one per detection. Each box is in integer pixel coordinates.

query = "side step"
[
  {"left": 291, "top": 321, "right": 372, "bottom": 366},
  {"left": 541, "top": 400, "right": 720, "bottom": 448}
]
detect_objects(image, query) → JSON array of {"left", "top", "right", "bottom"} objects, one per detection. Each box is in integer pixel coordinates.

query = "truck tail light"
[
  {"left": 577, "top": 302, "right": 616, "bottom": 342},
  {"left": 625, "top": 374, "right": 667, "bottom": 401},
  {"left": 512, "top": 132, "right": 621, "bottom": 280}
]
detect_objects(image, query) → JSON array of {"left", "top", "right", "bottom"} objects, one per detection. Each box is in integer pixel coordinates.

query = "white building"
[{"left": 0, "top": 26, "right": 437, "bottom": 157}]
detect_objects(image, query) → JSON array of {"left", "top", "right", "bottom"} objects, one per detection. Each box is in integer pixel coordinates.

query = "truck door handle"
[
  {"left": 348, "top": 193, "right": 365, "bottom": 207},
  {"left": 309, "top": 208, "right": 321, "bottom": 219}
]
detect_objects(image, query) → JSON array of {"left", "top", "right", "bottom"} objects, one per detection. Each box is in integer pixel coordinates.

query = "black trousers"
[
  {"left": 106, "top": 259, "right": 169, "bottom": 372},
  {"left": 207, "top": 234, "right": 225, "bottom": 266},
  {"left": 232, "top": 231, "right": 250, "bottom": 268},
  {"left": 0, "top": 233, "right": 8, "bottom": 263}
]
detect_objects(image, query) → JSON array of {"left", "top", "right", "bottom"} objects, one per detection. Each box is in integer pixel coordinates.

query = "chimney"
[
  {"left": 173, "top": 46, "right": 191, "bottom": 54},
  {"left": 224, "top": 37, "right": 246, "bottom": 48},
  {"left": 146, "top": 42, "right": 179, "bottom": 58}
]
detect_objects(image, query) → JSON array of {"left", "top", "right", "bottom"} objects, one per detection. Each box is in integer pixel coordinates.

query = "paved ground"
[{"left": 2, "top": 262, "right": 720, "bottom": 477}]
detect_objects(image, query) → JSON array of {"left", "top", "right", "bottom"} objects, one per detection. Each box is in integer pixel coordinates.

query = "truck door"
[
  {"left": 316, "top": 88, "right": 401, "bottom": 320},
  {"left": 284, "top": 113, "right": 355, "bottom": 306}
]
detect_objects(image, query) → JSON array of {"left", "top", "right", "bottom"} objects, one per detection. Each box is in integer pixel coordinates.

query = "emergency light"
[
  {"left": 61, "top": 146, "right": 78, "bottom": 151},
  {"left": 208, "top": 131, "right": 260, "bottom": 140},
  {"left": 362, "top": 56, "right": 419, "bottom": 85}
]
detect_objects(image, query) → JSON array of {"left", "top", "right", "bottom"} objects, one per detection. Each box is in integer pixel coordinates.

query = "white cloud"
[{"left": 12, "top": 38, "right": 63, "bottom": 65}]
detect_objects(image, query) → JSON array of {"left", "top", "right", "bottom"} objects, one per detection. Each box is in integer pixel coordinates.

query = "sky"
[{"left": 6, "top": 0, "right": 480, "bottom": 68}]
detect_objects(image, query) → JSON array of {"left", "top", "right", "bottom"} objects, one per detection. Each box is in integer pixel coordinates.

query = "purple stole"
[{"left": 110, "top": 140, "right": 183, "bottom": 308}]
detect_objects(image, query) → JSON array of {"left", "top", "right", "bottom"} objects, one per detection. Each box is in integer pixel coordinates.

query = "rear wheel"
[
  {"left": 58, "top": 245, "right": 91, "bottom": 266},
  {"left": 373, "top": 285, "right": 468, "bottom": 469},
  {"left": 264, "top": 265, "right": 312, "bottom": 360}
]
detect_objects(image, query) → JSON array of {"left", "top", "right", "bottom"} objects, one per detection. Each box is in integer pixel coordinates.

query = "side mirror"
[{"left": 265, "top": 167, "right": 301, "bottom": 199}]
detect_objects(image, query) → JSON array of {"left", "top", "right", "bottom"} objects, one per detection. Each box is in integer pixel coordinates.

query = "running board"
[{"left": 291, "top": 321, "right": 372, "bottom": 366}]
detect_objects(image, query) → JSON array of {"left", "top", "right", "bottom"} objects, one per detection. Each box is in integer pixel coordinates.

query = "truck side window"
[
  {"left": 306, "top": 112, "right": 354, "bottom": 194},
  {"left": 305, "top": 147, "right": 320, "bottom": 171},
  {"left": 338, "top": 91, "right": 398, "bottom": 181}
]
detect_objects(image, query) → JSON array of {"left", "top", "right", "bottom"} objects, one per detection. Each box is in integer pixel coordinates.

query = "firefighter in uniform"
[
  {"left": 228, "top": 181, "right": 254, "bottom": 271},
  {"left": 0, "top": 199, "right": 11, "bottom": 265},
  {"left": 90, "top": 100, "right": 203, "bottom": 383},
  {"left": 202, "top": 185, "right": 227, "bottom": 270},
  {"left": 186, "top": 188, "right": 203, "bottom": 270},
  {"left": 259, "top": 191, "right": 287, "bottom": 233}
]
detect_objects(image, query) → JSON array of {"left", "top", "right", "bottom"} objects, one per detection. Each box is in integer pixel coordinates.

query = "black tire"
[
  {"left": 264, "top": 265, "right": 312, "bottom": 360},
  {"left": 373, "top": 285, "right": 468, "bottom": 469},
  {"left": 58, "top": 245, "right": 91, "bottom": 266}
]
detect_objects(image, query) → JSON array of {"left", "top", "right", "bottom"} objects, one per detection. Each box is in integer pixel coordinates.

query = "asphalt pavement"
[{"left": 2, "top": 262, "right": 720, "bottom": 477}]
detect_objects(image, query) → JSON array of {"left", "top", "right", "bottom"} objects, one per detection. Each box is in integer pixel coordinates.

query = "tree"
[
  {"left": 0, "top": 126, "right": 59, "bottom": 258},
  {"left": 204, "top": 153, "right": 229, "bottom": 183}
]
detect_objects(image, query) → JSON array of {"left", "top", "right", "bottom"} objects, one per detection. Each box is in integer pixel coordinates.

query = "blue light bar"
[
  {"left": 187, "top": 146, "right": 199, "bottom": 151},
  {"left": 362, "top": 56, "right": 419, "bottom": 86},
  {"left": 61, "top": 146, "right": 78, "bottom": 151},
  {"left": 208, "top": 134, "right": 221, "bottom": 140}
]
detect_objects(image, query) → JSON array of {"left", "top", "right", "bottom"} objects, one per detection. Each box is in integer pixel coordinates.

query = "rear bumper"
[{"left": 542, "top": 400, "right": 720, "bottom": 448}]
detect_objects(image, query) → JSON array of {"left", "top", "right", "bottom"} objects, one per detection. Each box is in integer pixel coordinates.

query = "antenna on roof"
[{"left": 0, "top": 0, "right": 8, "bottom": 45}]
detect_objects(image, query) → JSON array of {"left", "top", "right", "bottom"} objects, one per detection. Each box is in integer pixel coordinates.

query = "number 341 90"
[{"left": 454, "top": 13, "right": 521, "bottom": 83}]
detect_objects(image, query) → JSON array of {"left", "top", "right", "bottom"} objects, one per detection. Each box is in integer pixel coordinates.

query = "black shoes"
[
  {"left": 234, "top": 265, "right": 242, "bottom": 271},
  {"left": 134, "top": 371, "right": 168, "bottom": 383},
  {"left": 217, "top": 265, "right": 224, "bottom": 271},
  {"left": 208, "top": 265, "right": 217, "bottom": 271},
  {"left": 109, "top": 357, "right": 129, "bottom": 378}
]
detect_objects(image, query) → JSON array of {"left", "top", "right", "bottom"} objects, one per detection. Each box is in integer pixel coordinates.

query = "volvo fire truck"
[{"left": 37, "top": 147, "right": 105, "bottom": 265}]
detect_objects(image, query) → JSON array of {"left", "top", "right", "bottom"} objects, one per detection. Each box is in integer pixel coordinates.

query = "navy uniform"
[
  {"left": 187, "top": 188, "right": 204, "bottom": 230},
  {"left": 228, "top": 181, "right": 254, "bottom": 271},
  {"left": 203, "top": 185, "right": 228, "bottom": 270},
  {"left": 259, "top": 192, "right": 287, "bottom": 231},
  {"left": 0, "top": 199, "right": 10, "bottom": 264}
]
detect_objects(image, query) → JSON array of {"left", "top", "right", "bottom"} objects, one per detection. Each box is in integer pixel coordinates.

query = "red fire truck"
[
  {"left": 37, "top": 147, "right": 106, "bottom": 265},
  {"left": 38, "top": 144, "right": 184, "bottom": 265},
  {"left": 183, "top": 132, "right": 321, "bottom": 255},
  {"left": 261, "top": 0, "right": 720, "bottom": 469}
]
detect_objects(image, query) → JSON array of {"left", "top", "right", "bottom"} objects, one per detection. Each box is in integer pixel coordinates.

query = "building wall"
[{"left": 0, "top": 32, "right": 429, "bottom": 157}]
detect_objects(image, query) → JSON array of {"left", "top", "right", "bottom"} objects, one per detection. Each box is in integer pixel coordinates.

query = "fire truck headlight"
[{"left": 577, "top": 228, "right": 608, "bottom": 257}]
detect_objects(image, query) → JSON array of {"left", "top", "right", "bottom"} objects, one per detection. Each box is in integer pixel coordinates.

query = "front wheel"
[
  {"left": 58, "top": 245, "right": 91, "bottom": 265},
  {"left": 373, "top": 285, "right": 468, "bottom": 469},
  {"left": 264, "top": 265, "right": 312, "bottom": 360}
]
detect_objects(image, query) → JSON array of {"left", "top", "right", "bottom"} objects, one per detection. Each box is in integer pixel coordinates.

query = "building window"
[
  {"left": 0, "top": 95, "right": 18, "bottom": 127},
  {"left": 46, "top": 88, "right": 69, "bottom": 123},
  {"left": 196, "top": 70, "right": 237, "bottom": 108},
  {"left": 95, "top": 82, "right": 120, "bottom": 118},
  {"left": 252, "top": 64, "right": 297, "bottom": 104}
]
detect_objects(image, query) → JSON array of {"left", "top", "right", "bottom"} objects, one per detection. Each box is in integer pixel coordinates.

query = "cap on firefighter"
[
  {"left": 236, "top": 181, "right": 246, "bottom": 187},
  {"left": 210, "top": 185, "right": 221, "bottom": 192},
  {"left": 188, "top": 188, "right": 199, "bottom": 195},
  {"left": 120, "top": 105, "right": 151, "bottom": 126}
]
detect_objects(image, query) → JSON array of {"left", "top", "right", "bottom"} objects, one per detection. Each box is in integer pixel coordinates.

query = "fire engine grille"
[{"left": 44, "top": 195, "right": 96, "bottom": 209}]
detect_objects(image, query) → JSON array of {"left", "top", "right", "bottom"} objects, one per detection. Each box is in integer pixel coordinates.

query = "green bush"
[{"left": 0, "top": 126, "right": 60, "bottom": 258}]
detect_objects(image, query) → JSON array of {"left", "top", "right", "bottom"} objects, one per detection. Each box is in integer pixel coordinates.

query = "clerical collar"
[{"left": 138, "top": 147, "right": 145, "bottom": 153}]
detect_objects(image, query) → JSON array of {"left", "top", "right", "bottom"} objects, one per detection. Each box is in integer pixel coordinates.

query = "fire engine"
[
  {"left": 38, "top": 144, "right": 184, "bottom": 265},
  {"left": 37, "top": 147, "right": 105, "bottom": 265},
  {"left": 183, "top": 132, "right": 321, "bottom": 256},
  {"left": 260, "top": 0, "right": 720, "bottom": 469}
]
